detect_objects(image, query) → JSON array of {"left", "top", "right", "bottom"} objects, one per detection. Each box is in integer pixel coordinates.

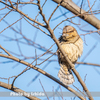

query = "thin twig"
[
  {"left": 23, "top": 17, "right": 50, "bottom": 36},
  {"left": 35, "top": 49, "right": 37, "bottom": 65},
  {"left": 80, "top": 0, "right": 84, "bottom": 14},
  {"left": 39, "top": 79, "right": 49, "bottom": 100},
  {"left": 0, "top": 16, "right": 19, "bottom": 33},
  {"left": 53, "top": 11, "right": 92, "bottom": 31},
  {"left": 0, "top": 17, "right": 23, "bottom": 34},
  {"left": 73, "top": 85, "right": 86, "bottom": 98},
  {"left": 14, "top": 34, "right": 23, "bottom": 56},
  {"left": 11, "top": 66, "right": 30, "bottom": 88},
  {"left": 87, "top": 0, "right": 97, "bottom": 13},
  {"left": 42, "top": 0, "right": 47, "bottom": 8},
  {"left": 37, "top": 0, "right": 48, "bottom": 25},
  {"left": 12, "top": 2, "right": 38, "bottom": 5},
  {"left": 27, "top": 62, "right": 51, "bottom": 86},
  {"left": 76, "top": 62, "right": 100, "bottom": 67},
  {"left": 37, "top": 52, "right": 56, "bottom": 65},
  {"left": 32, "top": 43, "right": 55, "bottom": 64},
  {"left": 59, "top": 85, "right": 64, "bottom": 100},
  {"left": 0, "top": 1, "right": 45, "bottom": 27},
  {"left": 0, "top": 45, "right": 12, "bottom": 56},
  {"left": 0, "top": 10, "right": 12, "bottom": 22},
  {"left": 48, "top": 2, "right": 61, "bottom": 22}
]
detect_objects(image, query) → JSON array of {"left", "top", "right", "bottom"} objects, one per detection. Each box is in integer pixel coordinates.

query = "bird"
[{"left": 57, "top": 25, "right": 83, "bottom": 85}]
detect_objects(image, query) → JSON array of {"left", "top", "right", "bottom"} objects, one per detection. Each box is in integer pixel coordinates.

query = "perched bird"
[{"left": 57, "top": 26, "right": 83, "bottom": 85}]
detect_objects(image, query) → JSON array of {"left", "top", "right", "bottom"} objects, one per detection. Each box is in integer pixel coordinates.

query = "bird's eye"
[{"left": 68, "top": 30, "right": 71, "bottom": 32}]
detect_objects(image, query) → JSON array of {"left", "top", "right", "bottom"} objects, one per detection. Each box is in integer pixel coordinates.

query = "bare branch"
[
  {"left": 48, "top": 1, "right": 62, "bottom": 22},
  {"left": 0, "top": 10, "right": 12, "bottom": 22},
  {"left": 0, "top": 1, "right": 98, "bottom": 100},
  {"left": 8, "top": 0, "right": 13, "bottom": 7},
  {"left": 42, "top": 0, "right": 47, "bottom": 8},
  {"left": 0, "top": 17, "right": 23, "bottom": 34},
  {"left": 76, "top": 62, "right": 100, "bottom": 67},
  {"left": 28, "top": 0, "right": 94, "bottom": 99},
  {"left": 11, "top": 66, "right": 30, "bottom": 88},
  {"left": 37, "top": 0, "right": 48, "bottom": 25},
  {"left": 0, "top": 45, "right": 12, "bottom": 56},
  {"left": 80, "top": 0, "right": 84, "bottom": 14},
  {"left": 0, "top": 54, "right": 85, "bottom": 100},
  {"left": 0, "top": 81, "right": 40, "bottom": 100},
  {"left": 0, "top": 1, "right": 45, "bottom": 27},
  {"left": 39, "top": 79, "right": 49, "bottom": 100},
  {"left": 52, "top": 0, "right": 100, "bottom": 29},
  {"left": 46, "top": 25, "right": 93, "bottom": 100},
  {"left": 37, "top": 52, "right": 56, "bottom": 65},
  {"left": 53, "top": 12, "right": 87, "bottom": 31},
  {"left": 12, "top": 2, "right": 38, "bottom": 5},
  {"left": 28, "top": 62, "right": 51, "bottom": 86},
  {"left": 23, "top": 17, "right": 50, "bottom": 36}
]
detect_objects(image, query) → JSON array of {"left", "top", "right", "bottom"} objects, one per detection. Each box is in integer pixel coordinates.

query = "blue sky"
[{"left": 0, "top": 0, "right": 100, "bottom": 100}]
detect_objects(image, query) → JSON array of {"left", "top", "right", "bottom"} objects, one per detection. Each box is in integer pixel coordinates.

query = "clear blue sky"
[{"left": 0, "top": 0, "right": 100, "bottom": 100}]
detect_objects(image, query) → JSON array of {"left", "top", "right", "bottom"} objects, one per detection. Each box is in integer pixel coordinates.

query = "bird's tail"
[{"left": 58, "top": 64, "right": 75, "bottom": 85}]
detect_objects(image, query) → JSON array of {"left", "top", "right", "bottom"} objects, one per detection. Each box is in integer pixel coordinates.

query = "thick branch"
[
  {"left": 46, "top": 27, "right": 93, "bottom": 100},
  {"left": 0, "top": 54, "right": 85, "bottom": 100},
  {"left": 52, "top": 0, "right": 100, "bottom": 29},
  {"left": 34, "top": 1, "right": 93, "bottom": 99},
  {"left": 0, "top": 81, "right": 40, "bottom": 100}
]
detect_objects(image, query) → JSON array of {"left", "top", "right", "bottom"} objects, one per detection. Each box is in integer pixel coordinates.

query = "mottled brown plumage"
[{"left": 58, "top": 26, "right": 83, "bottom": 85}]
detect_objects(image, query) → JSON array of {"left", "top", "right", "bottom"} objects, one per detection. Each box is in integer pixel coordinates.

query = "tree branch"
[
  {"left": 0, "top": 45, "right": 12, "bottom": 56},
  {"left": 46, "top": 26, "right": 93, "bottom": 100},
  {"left": 76, "top": 62, "right": 100, "bottom": 67},
  {"left": 52, "top": 0, "right": 100, "bottom": 29},
  {"left": 0, "top": 1, "right": 45, "bottom": 27},
  {"left": 0, "top": 81, "right": 40, "bottom": 100},
  {"left": 35, "top": 0, "right": 93, "bottom": 99},
  {"left": 0, "top": 54, "right": 85, "bottom": 100}
]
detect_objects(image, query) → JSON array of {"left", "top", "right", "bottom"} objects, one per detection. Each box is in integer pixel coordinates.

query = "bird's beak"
[{"left": 62, "top": 34, "right": 69, "bottom": 37}]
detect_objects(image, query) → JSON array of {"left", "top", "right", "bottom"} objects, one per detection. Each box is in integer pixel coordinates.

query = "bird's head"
[{"left": 62, "top": 26, "right": 79, "bottom": 41}]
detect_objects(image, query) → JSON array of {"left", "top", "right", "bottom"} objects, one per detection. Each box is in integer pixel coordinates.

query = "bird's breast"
[{"left": 60, "top": 38, "right": 83, "bottom": 63}]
